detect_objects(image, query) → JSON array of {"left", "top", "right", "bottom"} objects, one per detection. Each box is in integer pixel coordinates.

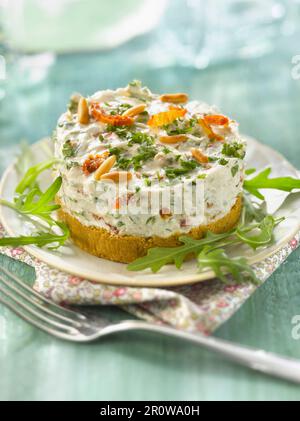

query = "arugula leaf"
[
  {"left": 127, "top": 207, "right": 284, "bottom": 282},
  {"left": 127, "top": 232, "right": 233, "bottom": 273},
  {"left": 236, "top": 214, "right": 284, "bottom": 250},
  {"left": 197, "top": 247, "right": 259, "bottom": 284},
  {"left": 241, "top": 194, "right": 267, "bottom": 224},
  {"left": 14, "top": 177, "right": 62, "bottom": 225},
  {"left": 15, "top": 159, "right": 58, "bottom": 194},
  {"left": 245, "top": 168, "right": 256, "bottom": 176},
  {"left": 0, "top": 158, "right": 69, "bottom": 249},
  {"left": 128, "top": 164, "right": 292, "bottom": 282},
  {"left": 0, "top": 221, "right": 69, "bottom": 249},
  {"left": 244, "top": 167, "right": 300, "bottom": 199},
  {"left": 15, "top": 141, "right": 34, "bottom": 177}
]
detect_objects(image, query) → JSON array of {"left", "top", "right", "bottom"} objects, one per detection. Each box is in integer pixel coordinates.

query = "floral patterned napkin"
[{"left": 1, "top": 224, "right": 299, "bottom": 335}]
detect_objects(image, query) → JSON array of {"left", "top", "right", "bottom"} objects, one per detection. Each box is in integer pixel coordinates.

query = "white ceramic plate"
[{"left": 0, "top": 137, "right": 300, "bottom": 287}]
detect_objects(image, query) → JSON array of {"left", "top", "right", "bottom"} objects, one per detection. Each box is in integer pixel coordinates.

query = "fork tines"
[{"left": 0, "top": 265, "right": 88, "bottom": 340}]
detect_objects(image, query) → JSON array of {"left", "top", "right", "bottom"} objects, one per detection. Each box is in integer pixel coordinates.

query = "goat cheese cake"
[{"left": 54, "top": 81, "right": 245, "bottom": 263}]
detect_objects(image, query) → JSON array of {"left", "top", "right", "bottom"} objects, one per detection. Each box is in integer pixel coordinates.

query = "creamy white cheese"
[{"left": 54, "top": 82, "right": 245, "bottom": 238}]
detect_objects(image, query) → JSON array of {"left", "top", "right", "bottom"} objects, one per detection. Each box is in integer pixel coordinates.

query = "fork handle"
[{"left": 109, "top": 320, "right": 300, "bottom": 384}]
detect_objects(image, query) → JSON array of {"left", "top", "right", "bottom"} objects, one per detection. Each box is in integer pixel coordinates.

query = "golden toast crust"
[{"left": 57, "top": 196, "right": 242, "bottom": 263}]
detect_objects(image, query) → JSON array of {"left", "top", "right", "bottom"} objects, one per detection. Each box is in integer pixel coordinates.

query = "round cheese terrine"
[{"left": 54, "top": 81, "right": 245, "bottom": 263}]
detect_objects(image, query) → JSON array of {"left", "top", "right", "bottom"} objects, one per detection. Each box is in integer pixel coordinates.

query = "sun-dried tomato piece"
[
  {"left": 147, "top": 107, "right": 187, "bottom": 128},
  {"left": 82, "top": 152, "right": 109, "bottom": 175},
  {"left": 203, "top": 114, "right": 229, "bottom": 126},
  {"left": 198, "top": 118, "right": 224, "bottom": 141},
  {"left": 91, "top": 103, "right": 134, "bottom": 126}
]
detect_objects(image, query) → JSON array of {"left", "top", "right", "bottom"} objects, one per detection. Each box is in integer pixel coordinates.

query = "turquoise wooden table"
[{"left": 1, "top": 27, "right": 300, "bottom": 401}]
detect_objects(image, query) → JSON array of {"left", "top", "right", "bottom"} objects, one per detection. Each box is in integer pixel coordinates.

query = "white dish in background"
[
  {"left": 0, "top": 136, "right": 300, "bottom": 287},
  {"left": 2, "top": 0, "right": 168, "bottom": 53}
]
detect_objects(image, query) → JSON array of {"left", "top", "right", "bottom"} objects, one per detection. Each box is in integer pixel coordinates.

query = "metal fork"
[{"left": 1, "top": 267, "right": 300, "bottom": 384}]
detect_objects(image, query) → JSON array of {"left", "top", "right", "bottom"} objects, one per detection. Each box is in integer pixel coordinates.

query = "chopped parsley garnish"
[
  {"left": 108, "top": 130, "right": 157, "bottom": 170},
  {"left": 62, "top": 140, "right": 76, "bottom": 158},
  {"left": 111, "top": 143, "right": 157, "bottom": 171},
  {"left": 163, "top": 117, "right": 197, "bottom": 136},
  {"left": 131, "top": 144, "right": 157, "bottom": 170},
  {"left": 218, "top": 158, "right": 229, "bottom": 165},
  {"left": 129, "top": 80, "right": 140, "bottom": 87},
  {"left": 68, "top": 95, "right": 80, "bottom": 114},
  {"left": 108, "top": 146, "right": 123, "bottom": 157},
  {"left": 139, "top": 111, "right": 149, "bottom": 117},
  {"left": 106, "top": 125, "right": 131, "bottom": 139},
  {"left": 165, "top": 159, "right": 199, "bottom": 179},
  {"left": 66, "top": 161, "right": 80, "bottom": 170},
  {"left": 117, "top": 156, "right": 132, "bottom": 170},
  {"left": 231, "top": 164, "right": 239, "bottom": 177},
  {"left": 127, "top": 80, "right": 151, "bottom": 101},
  {"left": 128, "top": 132, "right": 154, "bottom": 146},
  {"left": 109, "top": 103, "right": 132, "bottom": 115},
  {"left": 181, "top": 160, "right": 199, "bottom": 170},
  {"left": 135, "top": 110, "right": 149, "bottom": 123},
  {"left": 106, "top": 126, "right": 154, "bottom": 148},
  {"left": 222, "top": 141, "right": 245, "bottom": 159}
]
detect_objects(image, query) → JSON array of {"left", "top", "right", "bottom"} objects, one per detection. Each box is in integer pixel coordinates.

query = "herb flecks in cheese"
[{"left": 54, "top": 81, "right": 245, "bottom": 237}]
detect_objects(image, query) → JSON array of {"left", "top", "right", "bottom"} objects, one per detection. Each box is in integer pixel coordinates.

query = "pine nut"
[
  {"left": 160, "top": 93, "right": 189, "bottom": 104},
  {"left": 78, "top": 97, "right": 90, "bottom": 125},
  {"left": 100, "top": 171, "right": 132, "bottom": 183},
  {"left": 94, "top": 155, "right": 116, "bottom": 180},
  {"left": 159, "top": 134, "right": 188, "bottom": 144},
  {"left": 123, "top": 104, "right": 146, "bottom": 117},
  {"left": 191, "top": 148, "right": 208, "bottom": 164}
]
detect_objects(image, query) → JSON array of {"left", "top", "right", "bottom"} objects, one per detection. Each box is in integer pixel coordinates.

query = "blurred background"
[{"left": 0, "top": 0, "right": 299, "bottom": 170}]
